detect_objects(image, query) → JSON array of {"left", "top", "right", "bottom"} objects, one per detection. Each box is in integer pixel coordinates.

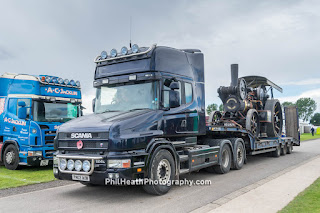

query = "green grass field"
[
  {"left": 281, "top": 177, "right": 320, "bottom": 213},
  {"left": 0, "top": 165, "right": 55, "bottom": 189},
  {"left": 300, "top": 133, "right": 320, "bottom": 141}
]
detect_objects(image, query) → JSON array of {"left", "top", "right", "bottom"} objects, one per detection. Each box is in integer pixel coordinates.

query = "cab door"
[{"left": 4, "top": 98, "right": 31, "bottom": 145}]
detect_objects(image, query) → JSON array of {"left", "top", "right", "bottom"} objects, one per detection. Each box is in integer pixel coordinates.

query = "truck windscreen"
[
  {"left": 95, "top": 81, "right": 159, "bottom": 113},
  {"left": 33, "top": 101, "right": 79, "bottom": 122}
]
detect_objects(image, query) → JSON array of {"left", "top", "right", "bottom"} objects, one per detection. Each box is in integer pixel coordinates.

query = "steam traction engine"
[{"left": 210, "top": 64, "right": 283, "bottom": 138}]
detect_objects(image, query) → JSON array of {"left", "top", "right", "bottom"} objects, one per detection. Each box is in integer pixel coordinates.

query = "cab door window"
[{"left": 184, "top": 82, "right": 193, "bottom": 104}]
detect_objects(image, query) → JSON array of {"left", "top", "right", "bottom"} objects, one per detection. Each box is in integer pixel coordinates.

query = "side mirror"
[
  {"left": 169, "top": 82, "right": 180, "bottom": 90},
  {"left": 169, "top": 90, "right": 180, "bottom": 108},
  {"left": 92, "top": 98, "right": 96, "bottom": 113},
  {"left": 18, "top": 106, "right": 27, "bottom": 120}
]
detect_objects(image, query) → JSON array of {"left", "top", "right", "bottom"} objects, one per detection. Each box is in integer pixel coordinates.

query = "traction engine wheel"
[
  {"left": 264, "top": 99, "right": 283, "bottom": 137},
  {"left": 209, "top": 110, "right": 222, "bottom": 125},
  {"left": 246, "top": 109, "right": 260, "bottom": 138}
]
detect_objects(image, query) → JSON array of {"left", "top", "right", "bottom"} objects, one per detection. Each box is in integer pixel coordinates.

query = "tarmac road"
[{"left": 1, "top": 139, "right": 320, "bottom": 213}]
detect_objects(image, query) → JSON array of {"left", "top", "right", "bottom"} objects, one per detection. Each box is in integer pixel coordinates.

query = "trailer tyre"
[
  {"left": 213, "top": 144, "right": 232, "bottom": 174},
  {"left": 272, "top": 145, "right": 281, "bottom": 158},
  {"left": 3, "top": 144, "right": 20, "bottom": 170},
  {"left": 281, "top": 144, "right": 287, "bottom": 156},
  {"left": 143, "top": 149, "right": 175, "bottom": 195},
  {"left": 234, "top": 142, "right": 245, "bottom": 170},
  {"left": 287, "top": 143, "right": 293, "bottom": 154}
]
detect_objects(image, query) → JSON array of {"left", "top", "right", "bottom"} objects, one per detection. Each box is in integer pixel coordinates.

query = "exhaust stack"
[{"left": 230, "top": 64, "right": 238, "bottom": 87}]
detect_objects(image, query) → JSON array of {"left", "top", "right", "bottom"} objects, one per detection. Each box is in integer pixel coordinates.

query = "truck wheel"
[
  {"left": 287, "top": 143, "right": 293, "bottom": 154},
  {"left": 281, "top": 144, "right": 287, "bottom": 155},
  {"left": 213, "top": 144, "right": 232, "bottom": 174},
  {"left": 143, "top": 149, "right": 175, "bottom": 195},
  {"left": 272, "top": 145, "right": 281, "bottom": 158},
  {"left": 264, "top": 99, "right": 283, "bottom": 137},
  {"left": 246, "top": 109, "right": 260, "bottom": 138},
  {"left": 3, "top": 144, "right": 20, "bottom": 170},
  {"left": 234, "top": 142, "right": 245, "bottom": 170}
]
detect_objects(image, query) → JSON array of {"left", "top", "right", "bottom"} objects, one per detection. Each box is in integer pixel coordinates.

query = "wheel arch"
[
  {"left": 146, "top": 140, "right": 179, "bottom": 179},
  {"left": 1, "top": 140, "right": 20, "bottom": 162}
]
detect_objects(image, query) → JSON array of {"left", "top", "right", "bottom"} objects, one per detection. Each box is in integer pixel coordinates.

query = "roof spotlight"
[
  {"left": 110, "top": 49, "right": 117, "bottom": 57},
  {"left": 70, "top": 80, "right": 76, "bottom": 86},
  {"left": 58, "top": 78, "right": 64, "bottom": 84},
  {"left": 76, "top": 81, "right": 80, "bottom": 87},
  {"left": 101, "top": 51, "right": 108, "bottom": 59},
  {"left": 45, "top": 76, "right": 52, "bottom": 83},
  {"left": 64, "top": 79, "right": 69, "bottom": 85},
  {"left": 121, "top": 46, "right": 128, "bottom": 55},
  {"left": 52, "top": 78, "right": 58, "bottom": 84},
  {"left": 131, "top": 44, "right": 139, "bottom": 53}
]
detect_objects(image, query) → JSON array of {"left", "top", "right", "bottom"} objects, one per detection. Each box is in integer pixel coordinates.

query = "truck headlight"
[
  {"left": 28, "top": 151, "right": 42, "bottom": 156},
  {"left": 53, "top": 156, "right": 58, "bottom": 165},
  {"left": 67, "top": 160, "right": 75, "bottom": 171},
  {"left": 74, "top": 160, "right": 82, "bottom": 172},
  {"left": 60, "top": 158, "right": 67, "bottom": 170},
  {"left": 108, "top": 159, "right": 131, "bottom": 168},
  {"left": 82, "top": 160, "right": 91, "bottom": 172}
]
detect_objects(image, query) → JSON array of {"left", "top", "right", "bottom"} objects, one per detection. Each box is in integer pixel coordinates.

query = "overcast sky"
[{"left": 1, "top": 0, "right": 320, "bottom": 114}]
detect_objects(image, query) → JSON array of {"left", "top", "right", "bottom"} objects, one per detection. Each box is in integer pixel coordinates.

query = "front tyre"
[
  {"left": 3, "top": 144, "right": 20, "bottom": 170},
  {"left": 143, "top": 149, "right": 175, "bottom": 195}
]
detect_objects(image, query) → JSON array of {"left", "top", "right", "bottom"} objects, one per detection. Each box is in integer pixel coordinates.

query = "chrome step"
[
  {"left": 179, "top": 169, "right": 190, "bottom": 175},
  {"left": 179, "top": 155, "right": 189, "bottom": 162}
]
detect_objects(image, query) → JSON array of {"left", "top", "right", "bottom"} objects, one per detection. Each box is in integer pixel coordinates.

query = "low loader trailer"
[{"left": 53, "top": 44, "right": 299, "bottom": 195}]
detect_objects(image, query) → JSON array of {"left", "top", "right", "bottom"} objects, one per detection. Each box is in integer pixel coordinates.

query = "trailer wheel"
[
  {"left": 143, "top": 149, "right": 175, "bottom": 195},
  {"left": 281, "top": 144, "right": 287, "bottom": 155},
  {"left": 246, "top": 109, "right": 260, "bottom": 138},
  {"left": 3, "top": 144, "right": 20, "bottom": 170},
  {"left": 234, "top": 142, "right": 245, "bottom": 170},
  {"left": 213, "top": 144, "right": 232, "bottom": 174},
  {"left": 287, "top": 143, "right": 293, "bottom": 154},
  {"left": 272, "top": 145, "right": 281, "bottom": 158}
]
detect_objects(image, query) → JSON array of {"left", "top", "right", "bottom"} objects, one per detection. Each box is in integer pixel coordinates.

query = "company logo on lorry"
[
  {"left": 0, "top": 98, "right": 5, "bottom": 115},
  {"left": 45, "top": 87, "right": 78, "bottom": 96},
  {"left": 71, "top": 133, "right": 92, "bottom": 139},
  {"left": 77, "top": 140, "right": 83, "bottom": 149},
  {"left": 3, "top": 117, "right": 26, "bottom": 126}
]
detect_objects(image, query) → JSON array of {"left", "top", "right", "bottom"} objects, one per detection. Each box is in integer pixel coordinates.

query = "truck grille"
[
  {"left": 58, "top": 140, "right": 108, "bottom": 149},
  {"left": 45, "top": 150, "right": 55, "bottom": 157},
  {"left": 44, "top": 130, "right": 56, "bottom": 145}
]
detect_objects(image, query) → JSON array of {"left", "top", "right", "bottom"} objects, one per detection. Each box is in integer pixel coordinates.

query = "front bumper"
[
  {"left": 53, "top": 152, "right": 148, "bottom": 185},
  {"left": 27, "top": 156, "right": 53, "bottom": 167}
]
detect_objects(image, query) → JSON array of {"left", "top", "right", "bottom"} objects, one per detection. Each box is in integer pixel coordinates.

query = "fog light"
[
  {"left": 58, "top": 78, "right": 64, "bottom": 84},
  {"left": 114, "top": 173, "right": 119, "bottom": 179},
  {"left": 67, "top": 159, "right": 75, "bottom": 171},
  {"left": 82, "top": 160, "right": 91, "bottom": 172},
  {"left": 101, "top": 50, "right": 108, "bottom": 59},
  {"left": 110, "top": 49, "right": 117, "bottom": 57},
  {"left": 60, "top": 158, "right": 67, "bottom": 170},
  {"left": 121, "top": 46, "right": 128, "bottom": 55},
  {"left": 108, "top": 173, "right": 114, "bottom": 179},
  {"left": 74, "top": 160, "right": 82, "bottom": 172}
]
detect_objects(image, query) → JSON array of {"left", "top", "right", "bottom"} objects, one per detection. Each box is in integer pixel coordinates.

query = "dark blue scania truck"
[{"left": 53, "top": 44, "right": 299, "bottom": 195}]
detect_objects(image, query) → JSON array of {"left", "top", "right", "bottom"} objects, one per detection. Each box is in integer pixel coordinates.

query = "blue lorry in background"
[{"left": 0, "top": 73, "right": 82, "bottom": 170}]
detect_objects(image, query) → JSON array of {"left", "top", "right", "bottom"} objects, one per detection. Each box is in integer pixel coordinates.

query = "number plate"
[
  {"left": 40, "top": 160, "right": 49, "bottom": 166},
  {"left": 72, "top": 174, "right": 90, "bottom": 182}
]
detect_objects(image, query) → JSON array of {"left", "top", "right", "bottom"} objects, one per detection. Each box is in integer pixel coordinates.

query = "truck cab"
[{"left": 0, "top": 73, "right": 82, "bottom": 170}]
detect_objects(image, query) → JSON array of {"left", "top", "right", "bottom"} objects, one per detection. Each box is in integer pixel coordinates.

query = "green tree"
[
  {"left": 219, "top": 104, "right": 224, "bottom": 112},
  {"left": 295, "top": 98, "right": 317, "bottom": 122},
  {"left": 282, "top": 101, "right": 295, "bottom": 107},
  {"left": 206, "top": 103, "right": 218, "bottom": 115},
  {"left": 310, "top": 113, "right": 320, "bottom": 126}
]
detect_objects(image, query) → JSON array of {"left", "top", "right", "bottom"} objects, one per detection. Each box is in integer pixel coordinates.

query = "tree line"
[{"left": 207, "top": 97, "right": 319, "bottom": 125}]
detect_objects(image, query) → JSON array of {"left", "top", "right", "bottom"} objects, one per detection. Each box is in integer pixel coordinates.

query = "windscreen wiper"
[{"left": 128, "top": 108, "right": 151, "bottom": 112}]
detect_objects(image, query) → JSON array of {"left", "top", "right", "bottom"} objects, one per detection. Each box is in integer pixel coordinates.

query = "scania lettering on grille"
[{"left": 71, "top": 133, "right": 92, "bottom": 139}]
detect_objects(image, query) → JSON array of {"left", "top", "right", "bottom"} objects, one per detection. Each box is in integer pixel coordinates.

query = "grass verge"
[
  {"left": 300, "top": 133, "right": 320, "bottom": 141},
  {"left": 280, "top": 177, "right": 320, "bottom": 213},
  {"left": 0, "top": 166, "right": 55, "bottom": 190}
]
